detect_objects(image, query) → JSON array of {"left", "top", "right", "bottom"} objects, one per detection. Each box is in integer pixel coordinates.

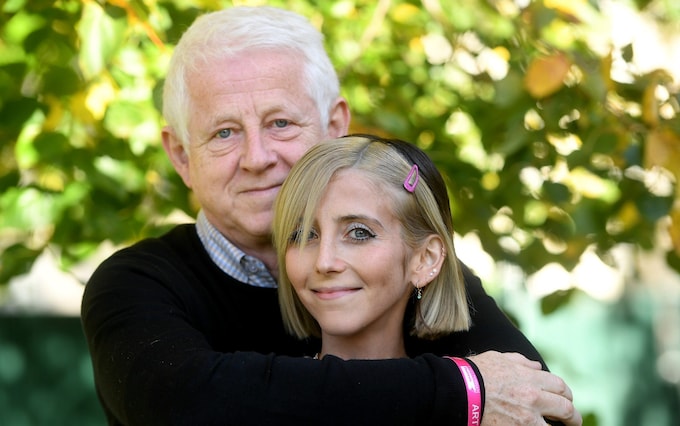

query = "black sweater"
[{"left": 81, "top": 224, "right": 547, "bottom": 425}]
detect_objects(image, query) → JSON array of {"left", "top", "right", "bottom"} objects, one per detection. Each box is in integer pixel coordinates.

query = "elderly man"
[{"left": 82, "top": 6, "right": 580, "bottom": 426}]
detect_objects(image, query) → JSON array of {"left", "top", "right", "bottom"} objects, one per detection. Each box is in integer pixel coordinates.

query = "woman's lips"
[{"left": 312, "top": 287, "right": 361, "bottom": 300}]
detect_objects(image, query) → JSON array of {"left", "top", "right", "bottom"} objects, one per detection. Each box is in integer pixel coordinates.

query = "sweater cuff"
[
  {"left": 421, "top": 354, "right": 468, "bottom": 425},
  {"left": 464, "top": 357, "right": 485, "bottom": 420}
]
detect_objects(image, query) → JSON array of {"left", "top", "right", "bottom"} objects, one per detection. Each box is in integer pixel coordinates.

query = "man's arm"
[
  {"left": 407, "top": 262, "right": 550, "bottom": 362},
  {"left": 460, "top": 262, "right": 547, "bottom": 362},
  {"left": 458, "top": 263, "right": 581, "bottom": 425},
  {"left": 81, "top": 238, "right": 469, "bottom": 425},
  {"left": 82, "top": 231, "right": 579, "bottom": 425},
  {"left": 407, "top": 262, "right": 581, "bottom": 425},
  {"left": 470, "top": 352, "right": 581, "bottom": 426}
]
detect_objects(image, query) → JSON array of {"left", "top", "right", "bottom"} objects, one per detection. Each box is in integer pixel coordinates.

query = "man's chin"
[{"left": 239, "top": 214, "right": 275, "bottom": 239}]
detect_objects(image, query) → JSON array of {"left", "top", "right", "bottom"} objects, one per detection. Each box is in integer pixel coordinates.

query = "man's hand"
[{"left": 468, "top": 351, "right": 582, "bottom": 426}]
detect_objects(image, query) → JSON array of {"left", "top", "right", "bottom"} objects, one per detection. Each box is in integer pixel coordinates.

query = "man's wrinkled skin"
[{"left": 470, "top": 352, "right": 582, "bottom": 425}]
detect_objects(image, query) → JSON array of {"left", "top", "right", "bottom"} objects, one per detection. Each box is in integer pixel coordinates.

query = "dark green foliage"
[{"left": 1, "top": 0, "right": 678, "bottom": 288}]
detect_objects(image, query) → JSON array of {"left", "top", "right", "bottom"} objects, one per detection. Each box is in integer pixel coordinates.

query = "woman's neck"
[{"left": 318, "top": 332, "right": 407, "bottom": 360}]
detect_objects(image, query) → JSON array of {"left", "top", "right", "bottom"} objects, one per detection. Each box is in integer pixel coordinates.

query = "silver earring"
[
  {"left": 416, "top": 286, "right": 423, "bottom": 300},
  {"left": 429, "top": 269, "right": 437, "bottom": 277}
]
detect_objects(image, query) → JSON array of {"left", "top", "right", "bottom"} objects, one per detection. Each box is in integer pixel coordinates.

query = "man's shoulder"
[
  {"left": 115, "top": 223, "right": 198, "bottom": 257},
  {"left": 84, "top": 223, "right": 234, "bottom": 300},
  {"left": 90, "top": 224, "right": 204, "bottom": 278}
]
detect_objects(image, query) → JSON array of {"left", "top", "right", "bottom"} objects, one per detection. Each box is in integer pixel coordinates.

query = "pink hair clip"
[{"left": 403, "top": 164, "right": 419, "bottom": 193}]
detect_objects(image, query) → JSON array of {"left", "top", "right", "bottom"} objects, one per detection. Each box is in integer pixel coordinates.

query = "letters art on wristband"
[{"left": 447, "top": 357, "right": 482, "bottom": 426}]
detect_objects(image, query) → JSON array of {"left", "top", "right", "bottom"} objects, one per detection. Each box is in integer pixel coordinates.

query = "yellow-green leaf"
[{"left": 524, "top": 53, "right": 571, "bottom": 99}]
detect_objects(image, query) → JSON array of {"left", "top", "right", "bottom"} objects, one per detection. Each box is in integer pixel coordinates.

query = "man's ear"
[
  {"left": 409, "top": 235, "right": 446, "bottom": 288},
  {"left": 326, "top": 97, "right": 351, "bottom": 138},
  {"left": 162, "top": 125, "right": 192, "bottom": 189}
]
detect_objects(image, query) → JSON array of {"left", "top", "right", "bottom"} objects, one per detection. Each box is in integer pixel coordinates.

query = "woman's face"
[{"left": 285, "top": 169, "right": 422, "bottom": 351}]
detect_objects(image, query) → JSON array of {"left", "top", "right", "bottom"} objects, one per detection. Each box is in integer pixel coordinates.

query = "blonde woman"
[{"left": 274, "top": 134, "right": 470, "bottom": 360}]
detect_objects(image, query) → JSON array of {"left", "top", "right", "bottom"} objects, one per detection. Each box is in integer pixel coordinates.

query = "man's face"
[{"left": 174, "top": 50, "right": 346, "bottom": 252}]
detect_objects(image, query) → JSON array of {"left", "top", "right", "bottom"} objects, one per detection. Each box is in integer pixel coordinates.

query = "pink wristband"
[{"left": 446, "top": 357, "right": 482, "bottom": 426}]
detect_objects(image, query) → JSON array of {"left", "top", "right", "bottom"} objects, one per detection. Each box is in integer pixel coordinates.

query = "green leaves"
[
  {"left": 0, "top": 0, "right": 173, "bottom": 285},
  {"left": 78, "top": 2, "right": 123, "bottom": 79},
  {"left": 0, "top": 0, "right": 679, "bottom": 293}
]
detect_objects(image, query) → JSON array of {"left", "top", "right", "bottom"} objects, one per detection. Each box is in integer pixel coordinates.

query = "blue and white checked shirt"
[{"left": 195, "top": 211, "right": 278, "bottom": 289}]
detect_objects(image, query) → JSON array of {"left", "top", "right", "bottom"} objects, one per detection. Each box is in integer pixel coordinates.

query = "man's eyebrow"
[{"left": 201, "top": 114, "right": 233, "bottom": 130}]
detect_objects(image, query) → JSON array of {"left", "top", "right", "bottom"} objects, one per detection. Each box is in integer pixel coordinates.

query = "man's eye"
[
  {"left": 216, "top": 129, "right": 232, "bottom": 138},
  {"left": 273, "top": 119, "right": 289, "bottom": 128}
]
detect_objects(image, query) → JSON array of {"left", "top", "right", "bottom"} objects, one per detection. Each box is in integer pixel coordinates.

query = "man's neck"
[{"left": 196, "top": 211, "right": 279, "bottom": 283}]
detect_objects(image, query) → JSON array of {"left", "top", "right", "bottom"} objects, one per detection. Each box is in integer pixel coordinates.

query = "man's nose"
[{"left": 241, "top": 132, "right": 277, "bottom": 171}]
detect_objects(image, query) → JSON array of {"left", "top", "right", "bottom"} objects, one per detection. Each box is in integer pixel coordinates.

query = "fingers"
[
  {"left": 539, "top": 390, "right": 582, "bottom": 426},
  {"left": 528, "top": 369, "right": 573, "bottom": 401},
  {"left": 534, "top": 370, "right": 580, "bottom": 424},
  {"left": 542, "top": 372, "right": 573, "bottom": 402}
]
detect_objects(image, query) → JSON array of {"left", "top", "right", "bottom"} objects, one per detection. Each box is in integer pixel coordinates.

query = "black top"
[{"left": 81, "top": 224, "right": 547, "bottom": 425}]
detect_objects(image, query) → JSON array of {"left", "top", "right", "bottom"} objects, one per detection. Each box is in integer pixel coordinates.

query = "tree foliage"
[{"left": 1, "top": 0, "right": 679, "bottom": 290}]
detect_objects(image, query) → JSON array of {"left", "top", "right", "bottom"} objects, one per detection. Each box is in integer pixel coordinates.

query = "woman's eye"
[
  {"left": 273, "top": 119, "right": 289, "bottom": 128},
  {"left": 289, "top": 228, "right": 318, "bottom": 244},
  {"left": 216, "top": 128, "right": 232, "bottom": 139},
  {"left": 348, "top": 225, "right": 375, "bottom": 241}
]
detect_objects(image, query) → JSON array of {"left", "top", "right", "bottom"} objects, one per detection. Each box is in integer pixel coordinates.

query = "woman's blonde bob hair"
[{"left": 273, "top": 135, "right": 470, "bottom": 340}]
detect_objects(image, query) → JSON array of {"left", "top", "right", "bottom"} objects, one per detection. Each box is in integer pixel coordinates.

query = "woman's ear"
[{"left": 409, "top": 235, "right": 446, "bottom": 289}]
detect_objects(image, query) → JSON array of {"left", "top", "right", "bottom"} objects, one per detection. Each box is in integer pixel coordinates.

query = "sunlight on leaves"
[
  {"left": 0, "top": 187, "right": 58, "bottom": 229},
  {"left": 565, "top": 167, "right": 621, "bottom": 203},
  {"left": 1, "top": 0, "right": 679, "bottom": 281},
  {"left": 645, "top": 128, "right": 680, "bottom": 184},
  {"left": 77, "top": 2, "right": 120, "bottom": 79},
  {"left": 94, "top": 156, "right": 145, "bottom": 193},
  {"left": 85, "top": 76, "right": 117, "bottom": 120},
  {"left": 524, "top": 53, "right": 571, "bottom": 99},
  {"left": 390, "top": 3, "right": 420, "bottom": 24},
  {"left": 3, "top": 11, "right": 45, "bottom": 44}
]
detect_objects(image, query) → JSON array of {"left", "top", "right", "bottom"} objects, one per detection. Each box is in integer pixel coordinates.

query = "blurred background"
[{"left": 1, "top": 0, "right": 679, "bottom": 424}]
